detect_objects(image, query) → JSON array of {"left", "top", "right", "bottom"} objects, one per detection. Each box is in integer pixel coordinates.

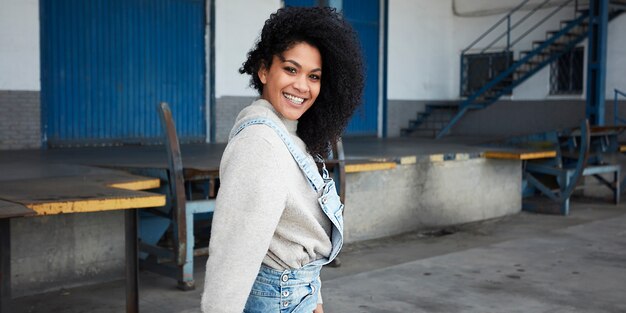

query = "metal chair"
[{"left": 139, "top": 102, "right": 215, "bottom": 290}]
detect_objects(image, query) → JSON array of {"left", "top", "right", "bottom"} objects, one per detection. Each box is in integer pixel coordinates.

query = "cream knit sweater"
[{"left": 201, "top": 99, "right": 332, "bottom": 312}]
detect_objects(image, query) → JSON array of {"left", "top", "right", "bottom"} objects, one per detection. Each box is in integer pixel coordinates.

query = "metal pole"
[
  {"left": 0, "top": 219, "right": 10, "bottom": 313},
  {"left": 125, "top": 209, "right": 139, "bottom": 313},
  {"left": 615, "top": 89, "right": 619, "bottom": 125},
  {"left": 585, "top": 0, "right": 609, "bottom": 126},
  {"left": 507, "top": 15, "right": 511, "bottom": 51},
  {"left": 459, "top": 55, "right": 465, "bottom": 96}
]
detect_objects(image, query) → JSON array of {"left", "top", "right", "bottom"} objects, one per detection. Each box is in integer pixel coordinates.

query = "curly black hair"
[{"left": 239, "top": 6, "right": 365, "bottom": 158}]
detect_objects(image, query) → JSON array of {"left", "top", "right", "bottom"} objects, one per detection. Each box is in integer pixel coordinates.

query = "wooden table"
[{"left": 0, "top": 163, "right": 165, "bottom": 313}]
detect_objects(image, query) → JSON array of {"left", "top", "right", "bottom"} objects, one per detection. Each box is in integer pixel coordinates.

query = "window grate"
[{"left": 550, "top": 46, "right": 584, "bottom": 95}]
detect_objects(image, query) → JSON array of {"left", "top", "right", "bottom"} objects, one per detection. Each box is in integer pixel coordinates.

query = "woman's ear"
[{"left": 257, "top": 63, "right": 268, "bottom": 85}]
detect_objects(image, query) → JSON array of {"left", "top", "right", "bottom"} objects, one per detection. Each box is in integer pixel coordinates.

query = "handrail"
[
  {"left": 614, "top": 88, "right": 626, "bottom": 125},
  {"left": 480, "top": 0, "right": 552, "bottom": 54},
  {"left": 459, "top": 0, "right": 581, "bottom": 97},
  {"left": 462, "top": 0, "right": 578, "bottom": 55},
  {"left": 461, "top": 0, "right": 531, "bottom": 55},
  {"left": 509, "top": 0, "right": 573, "bottom": 47}
]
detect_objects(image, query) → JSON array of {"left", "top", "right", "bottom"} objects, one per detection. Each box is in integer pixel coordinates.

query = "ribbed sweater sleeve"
[{"left": 201, "top": 129, "right": 288, "bottom": 313}]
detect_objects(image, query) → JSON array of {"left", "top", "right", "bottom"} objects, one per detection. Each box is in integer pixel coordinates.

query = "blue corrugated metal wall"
[
  {"left": 284, "top": 0, "right": 380, "bottom": 136},
  {"left": 342, "top": 0, "right": 379, "bottom": 135},
  {"left": 284, "top": 0, "right": 317, "bottom": 7},
  {"left": 40, "top": 0, "right": 206, "bottom": 146}
]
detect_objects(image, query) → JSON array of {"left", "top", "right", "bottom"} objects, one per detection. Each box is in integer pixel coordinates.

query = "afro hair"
[{"left": 240, "top": 6, "right": 365, "bottom": 158}]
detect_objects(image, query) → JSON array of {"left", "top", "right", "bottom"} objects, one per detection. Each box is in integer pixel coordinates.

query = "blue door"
[
  {"left": 284, "top": 0, "right": 380, "bottom": 136},
  {"left": 41, "top": 0, "right": 206, "bottom": 146}
]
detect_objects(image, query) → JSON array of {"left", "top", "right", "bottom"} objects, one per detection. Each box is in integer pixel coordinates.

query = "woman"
[{"left": 202, "top": 6, "right": 364, "bottom": 313}]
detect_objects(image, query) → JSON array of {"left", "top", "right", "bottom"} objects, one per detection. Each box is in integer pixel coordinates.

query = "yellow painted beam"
[
  {"left": 483, "top": 150, "right": 556, "bottom": 160},
  {"left": 27, "top": 195, "right": 166, "bottom": 215},
  {"left": 346, "top": 162, "right": 396, "bottom": 173},
  {"left": 109, "top": 178, "right": 161, "bottom": 191}
]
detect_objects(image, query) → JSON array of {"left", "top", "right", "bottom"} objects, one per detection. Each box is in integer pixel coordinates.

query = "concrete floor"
[{"left": 12, "top": 198, "right": 626, "bottom": 313}]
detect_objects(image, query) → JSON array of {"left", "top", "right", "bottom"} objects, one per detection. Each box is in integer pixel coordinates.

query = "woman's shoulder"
[
  {"left": 229, "top": 99, "right": 290, "bottom": 144},
  {"left": 234, "top": 99, "right": 277, "bottom": 123}
]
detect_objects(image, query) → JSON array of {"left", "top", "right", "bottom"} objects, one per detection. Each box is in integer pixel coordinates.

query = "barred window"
[{"left": 550, "top": 47, "right": 584, "bottom": 95}]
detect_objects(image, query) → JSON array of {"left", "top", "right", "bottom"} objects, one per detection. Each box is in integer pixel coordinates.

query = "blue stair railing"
[
  {"left": 436, "top": 0, "right": 588, "bottom": 138},
  {"left": 614, "top": 88, "right": 626, "bottom": 125}
]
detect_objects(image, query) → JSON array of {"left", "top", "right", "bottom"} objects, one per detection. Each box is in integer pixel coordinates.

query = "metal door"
[
  {"left": 41, "top": 0, "right": 206, "bottom": 146},
  {"left": 284, "top": 0, "right": 380, "bottom": 136}
]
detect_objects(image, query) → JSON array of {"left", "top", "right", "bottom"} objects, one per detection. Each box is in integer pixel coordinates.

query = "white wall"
[
  {"left": 0, "top": 0, "right": 39, "bottom": 90},
  {"left": 215, "top": 0, "right": 281, "bottom": 98},
  {"left": 607, "top": 13, "right": 626, "bottom": 96},
  {"left": 387, "top": 0, "right": 456, "bottom": 100},
  {"left": 388, "top": 0, "right": 626, "bottom": 101}
]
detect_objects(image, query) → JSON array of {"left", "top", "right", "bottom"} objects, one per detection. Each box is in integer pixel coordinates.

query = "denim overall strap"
[
  {"left": 314, "top": 154, "right": 331, "bottom": 180},
  {"left": 233, "top": 117, "right": 344, "bottom": 267},
  {"left": 231, "top": 118, "right": 325, "bottom": 193}
]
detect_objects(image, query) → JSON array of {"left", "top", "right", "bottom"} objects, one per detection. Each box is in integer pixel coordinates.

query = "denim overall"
[{"left": 230, "top": 118, "right": 344, "bottom": 313}]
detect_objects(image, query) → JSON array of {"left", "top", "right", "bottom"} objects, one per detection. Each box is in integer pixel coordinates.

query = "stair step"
[
  {"left": 424, "top": 111, "right": 453, "bottom": 118},
  {"left": 409, "top": 129, "right": 437, "bottom": 138},
  {"left": 533, "top": 40, "right": 568, "bottom": 48},
  {"left": 546, "top": 30, "right": 581, "bottom": 38},
  {"left": 426, "top": 105, "right": 458, "bottom": 111},
  {"left": 560, "top": 19, "right": 588, "bottom": 26},
  {"left": 520, "top": 50, "right": 549, "bottom": 57}
]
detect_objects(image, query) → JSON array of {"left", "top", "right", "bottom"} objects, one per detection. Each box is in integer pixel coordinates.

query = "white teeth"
[{"left": 283, "top": 93, "right": 304, "bottom": 104}]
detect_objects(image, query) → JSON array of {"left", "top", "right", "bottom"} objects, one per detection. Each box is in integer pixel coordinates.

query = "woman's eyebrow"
[{"left": 279, "top": 56, "right": 322, "bottom": 72}]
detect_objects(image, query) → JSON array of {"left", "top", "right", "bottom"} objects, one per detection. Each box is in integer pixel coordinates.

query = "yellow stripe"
[
  {"left": 346, "top": 162, "right": 396, "bottom": 173},
  {"left": 620, "top": 145, "right": 626, "bottom": 153},
  {"left": 483, "top": 150, "right": 556, "bottom": 160},
  {"left": 429, "top": 154, "right": 444, "bottom": 162},
  {"left": 399, "top": 156, "right": 417, "bottom": 165},
  {"left": 27, "top": 195, "right": 166, "bottom": 215},
  {"left": 109, "top": 178, "right": 161, "bottom": 191}
]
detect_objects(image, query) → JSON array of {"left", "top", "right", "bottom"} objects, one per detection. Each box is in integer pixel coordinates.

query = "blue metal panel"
[
  {"left": 41, "top": 0, "right": 206, "bottom": 146},
  {"left": 340, "top": 0, "right": 379, "bottom": 135},
  {"left": 284, "top": 0, "right": 317, "bottom": 7},
  {"left": 283, "top": 0, "right": 380, "bottom": 136}
]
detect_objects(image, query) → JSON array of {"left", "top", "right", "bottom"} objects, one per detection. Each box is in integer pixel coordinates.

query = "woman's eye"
[
  {"left": 284, "top": 66, "right": 297, "bottom": 74},
  {"left": 309, "top": 74, "right": 320, "bottom": 81}
]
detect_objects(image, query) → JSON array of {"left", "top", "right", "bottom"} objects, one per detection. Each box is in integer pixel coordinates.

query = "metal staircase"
[
  {"left": 401, "top": 0, "right": 624, "bottom": 138},
  {"left": 400, "top": 103, "right": 458, "bottom": 137}
]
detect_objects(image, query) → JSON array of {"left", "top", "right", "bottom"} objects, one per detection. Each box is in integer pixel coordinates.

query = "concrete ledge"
[{"left": 344, "top": 157, "right": 522, "bottom": 243}]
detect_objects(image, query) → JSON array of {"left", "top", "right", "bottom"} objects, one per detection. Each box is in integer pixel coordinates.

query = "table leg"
[
  {"left": 125, "top": 210, "right": 139, "bottom": 313},
  {"left": 0, "top": 219, "right": 10, "bottom": 313}
]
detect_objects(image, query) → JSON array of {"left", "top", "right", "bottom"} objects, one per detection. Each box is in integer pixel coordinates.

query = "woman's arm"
[{"left": 201, "top": 133, "right": 288, "bottom": 313}]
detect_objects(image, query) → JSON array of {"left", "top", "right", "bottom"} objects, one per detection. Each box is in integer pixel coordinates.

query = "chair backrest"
[
  {"left": 157, "top": 102, "right": 188, "bottom": 266},
  {"left": 331, "top": 139, "right": 346, "bottom": 204}
]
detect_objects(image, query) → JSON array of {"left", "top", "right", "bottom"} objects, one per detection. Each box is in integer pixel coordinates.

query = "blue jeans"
[{"left": 244, "top": 265, "right": 321, "bottom": 313}]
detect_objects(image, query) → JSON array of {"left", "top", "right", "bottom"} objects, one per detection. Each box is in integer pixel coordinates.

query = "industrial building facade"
[{"left": 1, "top": 0, "right": 625, "bottom": 150}]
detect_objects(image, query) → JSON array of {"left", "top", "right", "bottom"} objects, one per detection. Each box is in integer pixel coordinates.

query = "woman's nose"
[{"left": 292, "top": 75, "right": 309, "bottom": 93}]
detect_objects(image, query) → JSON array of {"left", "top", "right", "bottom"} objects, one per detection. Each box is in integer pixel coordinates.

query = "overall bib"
[{"left": 230, "top": 118, "right": 344, "bottom": 313}]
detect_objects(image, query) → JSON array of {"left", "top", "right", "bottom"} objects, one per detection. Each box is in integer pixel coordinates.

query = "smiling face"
[{"left": 258, "top": 42, "right": 322, "bottom": 121}]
